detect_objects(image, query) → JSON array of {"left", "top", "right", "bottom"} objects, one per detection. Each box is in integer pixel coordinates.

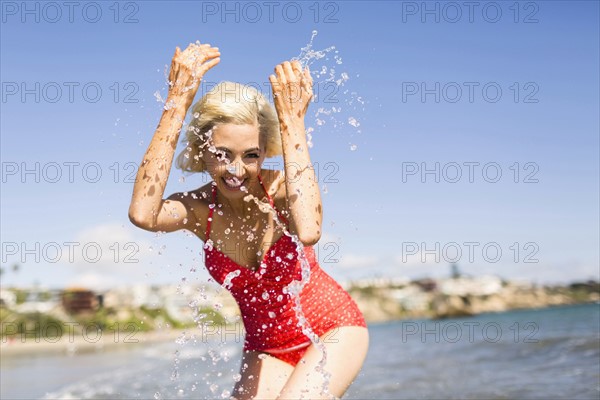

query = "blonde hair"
[{"left": 176, "top": 81, "right": 281, "bottom": 174}]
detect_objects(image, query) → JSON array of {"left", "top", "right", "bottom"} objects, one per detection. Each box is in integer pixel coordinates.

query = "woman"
[{"left": 129, "top": 42, "right": 369, "bottom": 399}]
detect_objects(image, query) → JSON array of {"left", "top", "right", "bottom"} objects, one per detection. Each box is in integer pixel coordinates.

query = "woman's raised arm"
[
  {"left": 128, "top": 42, "right": 220, "bottom": 232},
  {"left": 269, "top": 60, "right": 322, "bottom": 245}
]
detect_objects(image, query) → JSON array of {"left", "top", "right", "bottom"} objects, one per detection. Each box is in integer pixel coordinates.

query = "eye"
[
  {"left": 246, "top": 153, "right": 260, "bottom": 159},
  {"left": 215, "top": 150, "right": 229, "bottom": 162}
]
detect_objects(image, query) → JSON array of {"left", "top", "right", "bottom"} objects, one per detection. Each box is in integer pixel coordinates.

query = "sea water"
[{"left": 1, "top": 303, "right": 598, "bottom": 400}]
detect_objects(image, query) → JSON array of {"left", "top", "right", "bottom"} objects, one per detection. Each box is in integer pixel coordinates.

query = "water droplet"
[
  {"left": 223, "top": 269, "right": 241, "bottom": 289},
  {"left": 153, "top": 91, "right": 165, "bottom": 103}
]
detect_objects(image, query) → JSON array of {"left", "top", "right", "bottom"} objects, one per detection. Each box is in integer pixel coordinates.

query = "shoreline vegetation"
[{"left": 1, "top": 276, "right": 598, "bottom": 357}]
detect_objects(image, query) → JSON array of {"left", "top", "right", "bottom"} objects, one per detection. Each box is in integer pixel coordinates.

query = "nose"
[{"left": 226, "top": 159, "right": 246, "bottom": 177}]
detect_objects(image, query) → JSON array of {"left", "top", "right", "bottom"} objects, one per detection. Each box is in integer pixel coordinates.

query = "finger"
[
  {"left": 200, "top": 57, "right": 220, "bottom": 73},
  {"left": 205, "top": 47, "right": 220, "bottom": 56},
  {"left": 275, "top": 64, "right": 286, "bottom": 85},
  {"left": 199, "top": 48, "right": 220, "bottom": 59},
  {"left": 283, "top": 61, "right": 295, "bottom": 82},
  {"left": 291, "top": 60, "right": 303, "bottom": 77},
  {"left": 303, "top": 66, "right": 313, "bottom": 85},
  {"left": 268, "top": 74, "right": 280, "bottom": 95}
]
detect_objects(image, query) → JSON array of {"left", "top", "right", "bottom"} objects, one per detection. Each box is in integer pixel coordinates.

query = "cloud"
[{"left": 63, "top": 222, "right": 152, "bottom": 277}]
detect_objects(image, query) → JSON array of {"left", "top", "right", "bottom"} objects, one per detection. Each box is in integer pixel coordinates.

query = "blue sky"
[{"left": 1, "top": 0, "right": 598, "bottom": 289}]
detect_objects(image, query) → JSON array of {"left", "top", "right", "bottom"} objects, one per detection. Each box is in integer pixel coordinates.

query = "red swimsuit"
[{"left": 203, "top": 175, "right": 366, "bottom": 366}]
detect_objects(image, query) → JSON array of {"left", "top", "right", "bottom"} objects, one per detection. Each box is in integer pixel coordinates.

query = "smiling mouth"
[{"left": 222, "top": 176, "right": 246, "bottom": 190}]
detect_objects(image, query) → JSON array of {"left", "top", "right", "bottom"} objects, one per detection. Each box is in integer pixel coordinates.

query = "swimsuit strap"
[
  {"left": 257, "top": 173, "right": 274, "bottom": 207},
  {"left": 204, "top": 183, "right": 217, "bottom": 240},
  {"left": 257, "top": 173, "right": 289, "bottom": 224}
]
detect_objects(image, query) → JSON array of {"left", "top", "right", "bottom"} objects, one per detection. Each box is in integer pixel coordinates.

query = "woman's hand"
[
  {"left": 167, "top": 41, "right": 220, "bottom": 104},
  {"left": 269, "top": 60, "right": 313, "bottom": 130}
]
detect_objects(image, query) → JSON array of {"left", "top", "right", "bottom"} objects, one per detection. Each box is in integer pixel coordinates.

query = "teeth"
[{"left": 224, "top": 177, "right": 245, "bottom": 188}]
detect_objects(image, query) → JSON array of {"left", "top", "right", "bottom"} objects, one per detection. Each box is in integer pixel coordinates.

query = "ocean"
[{"left": 1, "top": 303, "right": 598, "bottom": 400}]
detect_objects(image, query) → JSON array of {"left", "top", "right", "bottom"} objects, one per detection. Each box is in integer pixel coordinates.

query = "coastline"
[
  {"left": 3, "top": 302, "right": 598, "bottom": 358},
  {"left": 2, "top": 278, "right": 598, "bottom": 358},
  {"left": 0, "top": 327, "right": 196, "bottom": 358}
]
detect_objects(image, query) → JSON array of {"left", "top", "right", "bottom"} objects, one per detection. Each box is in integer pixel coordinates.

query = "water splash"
[
  {"left": 222, "top": 270, "right": 241, "bottom": 290},
  {"left": 348, "top": 117, "right": 360, "bottom": 127},
  {"left": 243, "top": 194, "right": 334, "bottom": 399},
  {"left": 294, "top": 30, "right": 336, "bottom": 69},
  {"left": 171, "top": 350, "right": 180, "bottom": 382},
  {"left": 292, "top": 30, "right": 365, "bottom": 158},
  {"left": 154, "top": 90, "right": 165, "bottom": 104}
]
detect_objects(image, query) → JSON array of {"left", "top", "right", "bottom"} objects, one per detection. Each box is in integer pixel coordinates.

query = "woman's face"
[{"left": 203, "top": 123, "right": 266, "bottom": 197}]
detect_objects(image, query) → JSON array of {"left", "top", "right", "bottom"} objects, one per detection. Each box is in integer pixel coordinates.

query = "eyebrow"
[{"left": 215, "top": 147, "right": 261, "bottom": 153}]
